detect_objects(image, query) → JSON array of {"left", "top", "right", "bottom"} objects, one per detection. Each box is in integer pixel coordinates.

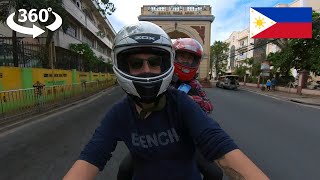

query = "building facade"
[
  {"left": 0, "top": 0, "right": 116, "bottom": 68},
  {"left": 224, "top": 28, "right": 254, "bottom": 75},
  {"left": 55, "top": 0, "right": 116, "bottom": 63}
]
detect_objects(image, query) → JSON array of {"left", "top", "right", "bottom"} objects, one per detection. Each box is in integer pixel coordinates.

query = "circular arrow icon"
[
  {"left": 6, "top": 13, "right": 45, "bottom": 38},
  {"left": 46, "top": 11, "right": 62, "bottom": 31},
  {"left": 6, "top": 8, "right": 63, "bottom": 38}
]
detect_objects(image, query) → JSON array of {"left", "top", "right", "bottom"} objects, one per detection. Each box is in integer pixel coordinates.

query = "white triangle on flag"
[{"left": 250, "top": 8, "right": 276, "bottom": 38}]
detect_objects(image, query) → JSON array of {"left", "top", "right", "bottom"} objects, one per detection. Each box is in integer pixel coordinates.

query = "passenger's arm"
[
  {"left": 189, "top": 80, "right": 213, "bottom": 113},
  {"left": 63, "top": 160, "right": 99, "bottom": 180},
  {"left": 215, "top": 149, "right": 269, "bottom": 180}
]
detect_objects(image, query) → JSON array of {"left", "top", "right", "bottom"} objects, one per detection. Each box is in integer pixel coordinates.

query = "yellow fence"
[{"left": 0, "top": 67, "right": 116, "bottom": 91}]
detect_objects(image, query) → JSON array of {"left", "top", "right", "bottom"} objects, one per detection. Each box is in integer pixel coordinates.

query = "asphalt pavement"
[
  {"left": 208, "top": 87, "right": 320, "bottom": 180},
  {"left": 0, "top": 86, "right": 319, "bottom": 180}
]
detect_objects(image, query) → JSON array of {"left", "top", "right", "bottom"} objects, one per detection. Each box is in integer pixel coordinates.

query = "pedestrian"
[
  {"left": 117, "top": 38, "right": 218, "bottom": 180},
  {"left": 271, "top": 77, "right": 277, "bottom": 91},
  {"left": 63, "top": 21, "right": 269, "bottom": 180},
  {"left": 266, "top": 79, "right": 271, "bottom": 91}
]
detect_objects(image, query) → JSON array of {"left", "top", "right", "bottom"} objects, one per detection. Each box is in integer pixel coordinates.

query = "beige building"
[
  {"left": 224, "top": 28, "right": 254, "bottom": 75},
  {"left": 55, "top": 0, "right": 115, "bottom": 63},
  {"left": 138, "top": 5, "right": 214, "bottom": 80},
  {"left": 0, "top": 0, "right": 115, "bottom": 64}
]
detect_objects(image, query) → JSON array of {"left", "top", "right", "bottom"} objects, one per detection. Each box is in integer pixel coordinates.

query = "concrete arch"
[{"left": 164, "top": 26, "right": 203, "bottom": 47}]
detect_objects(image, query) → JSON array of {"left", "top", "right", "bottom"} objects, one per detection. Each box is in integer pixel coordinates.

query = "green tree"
[
  {"left": 70, "top": 43, "right": 110, "bottom": 73},
  {"left": 267, "top": 11, "right": 320, "bottom": 76},
  {"left": 234, "top": 65, "right": 247, "bottom": 78},
  {"left": 243, "top": 57, "right": 254, "bottom": 75},
  {"left": 251, "top": 62, "right": 261, "bottom": 77},
  {"left": 210, "top": 41, "right": 229, "bottom": 77},
  {"left": 291, "top": 11, "right": 320, "bottom": 75},
  {"left": 267, "top": 46, "right": 294, "bottom": 77},
  {"left": 93, "top": 0, "right": 116, "bottom": 16}
]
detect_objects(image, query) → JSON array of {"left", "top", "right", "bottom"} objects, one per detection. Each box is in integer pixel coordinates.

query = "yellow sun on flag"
[{"left": 254, "top": 17, "right": 265, "bottom": 29}]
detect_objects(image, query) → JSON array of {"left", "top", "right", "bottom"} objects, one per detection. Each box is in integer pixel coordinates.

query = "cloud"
[{"left": 106, "top": 0, "right": 294, "bottom": 44}]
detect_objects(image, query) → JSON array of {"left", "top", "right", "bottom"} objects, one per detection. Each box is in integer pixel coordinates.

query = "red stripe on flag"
[{"left": 253, "top": 23, "right": 312, "bottom": 38}]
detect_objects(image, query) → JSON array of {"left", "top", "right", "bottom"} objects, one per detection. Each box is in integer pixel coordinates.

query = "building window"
[
  {"left": 73, "top": 0, "right": 81, "bottom": 9},
  {"left": 240, "top": 41, "right": 245, "bottom": 47},
  {"left": 83, "top": 33, "right": 94, "bottom": 48},
  {"left": 66, "top": 23, "right": 77, "bottom": 38},
  {"left": 97, "top": 42, "right": 105, "bottom": 54}
]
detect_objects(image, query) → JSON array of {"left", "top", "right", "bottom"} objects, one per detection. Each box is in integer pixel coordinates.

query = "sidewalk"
[{"left": 239, "top": 85, "right": 320, "bottom": 106}]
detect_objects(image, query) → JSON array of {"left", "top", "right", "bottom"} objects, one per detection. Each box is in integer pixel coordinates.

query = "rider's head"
[
  {"left": 112, "top": 21, "right": 174, "bottom": 104},
  {"left": 172, "top": 38, "right": 203, "bottom": 81}
]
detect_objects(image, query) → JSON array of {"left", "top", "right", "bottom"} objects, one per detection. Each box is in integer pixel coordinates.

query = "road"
[{"left": 0, "top": 86, "right": 319, "bottom": 180}]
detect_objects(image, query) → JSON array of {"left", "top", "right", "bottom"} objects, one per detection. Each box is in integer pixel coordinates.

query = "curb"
[
  {"left": 0, "top": 86, "right": 117, "bottom": 134},
  {"left": 289, "top": 99, "right": 320, "bottom": 106},
  {"left": 239, "top": 87, "right": 320, "bottom": 106}
]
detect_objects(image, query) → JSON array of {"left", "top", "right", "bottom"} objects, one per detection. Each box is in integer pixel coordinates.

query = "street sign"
[
  {"left": 261, "top": 72, "right": 270, "bottom": 77},
  {"left": 261, "top": 61, "right": 270, "bottom": 70}
]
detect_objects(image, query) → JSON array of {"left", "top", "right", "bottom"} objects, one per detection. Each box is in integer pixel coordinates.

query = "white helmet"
[{"left": 112, "top": 21, "right": 174, "bottom": 103}]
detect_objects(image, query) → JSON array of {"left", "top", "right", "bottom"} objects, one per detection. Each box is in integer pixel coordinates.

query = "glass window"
[
  {"left": 83, "top": 33, "right": 94, "bottom": 48},
  {"left": 66, "top": 24, "right": 77, "bottom": 38}
]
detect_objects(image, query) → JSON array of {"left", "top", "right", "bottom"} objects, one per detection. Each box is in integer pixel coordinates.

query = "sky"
[{"left": 106, "top": 0, "right": 295, "bottom": 45}]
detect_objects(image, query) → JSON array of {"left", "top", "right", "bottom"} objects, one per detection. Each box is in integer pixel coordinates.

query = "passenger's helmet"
[
  {"left": 173, "top": 38, "right": 203, "bottom": 81},
  {"left": 112, "top": 21, "right": 174, "bottom": 104}
]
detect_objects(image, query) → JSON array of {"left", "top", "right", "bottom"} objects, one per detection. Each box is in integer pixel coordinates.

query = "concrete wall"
[{"left": 0, "top": 66, "right": 112, "bottom": 91}]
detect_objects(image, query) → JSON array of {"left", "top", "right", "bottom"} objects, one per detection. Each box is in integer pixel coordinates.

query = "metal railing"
[
  {"left": 0, "top": 79, "right": 116, "bottom": 124},
  {"left": 0, "top": 37, "right": 112, "bottom": 72},
  {"left": 0, "top": 37, "right": 46, "bottom": 68}
]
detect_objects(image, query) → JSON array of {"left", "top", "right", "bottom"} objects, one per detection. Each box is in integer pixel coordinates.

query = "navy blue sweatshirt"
[{"left": 79, "top": 89, "right": 238, "bottom": 180}]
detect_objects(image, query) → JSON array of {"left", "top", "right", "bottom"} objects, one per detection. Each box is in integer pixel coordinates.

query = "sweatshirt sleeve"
[
  {"left": 178, "top": 91, "right": 238, "bottom": 161},
  {"left": 79, "top": 106, "right": 120, "bottom": 171}
]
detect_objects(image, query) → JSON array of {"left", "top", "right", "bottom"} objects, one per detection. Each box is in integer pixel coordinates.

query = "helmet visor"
[
  {"left": 117, "top": 47, "right": 171, "bottom": 75},
  {"left": 175, "top": 51, "right": 200, "bottom": 67}
]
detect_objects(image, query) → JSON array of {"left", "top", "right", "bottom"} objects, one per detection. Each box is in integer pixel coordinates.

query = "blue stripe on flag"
[{"left": 252, "top": 7, "right": 312, "bottom": 22}]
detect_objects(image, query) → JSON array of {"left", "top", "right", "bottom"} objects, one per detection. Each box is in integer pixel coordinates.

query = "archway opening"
[{"left": 167, "top": 30, "right": 190, "bottom": 39}]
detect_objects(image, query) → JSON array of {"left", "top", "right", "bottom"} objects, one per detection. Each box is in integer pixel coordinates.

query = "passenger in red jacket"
[
  {"left": 170, "top": 38, "right": 213, "bottom": 113},
  {"left": 171, "top": 38, "right": 220, "bottom": 180}
]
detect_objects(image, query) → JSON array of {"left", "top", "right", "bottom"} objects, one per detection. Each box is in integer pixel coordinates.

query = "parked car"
[{"left": 216, "top": 75, "right": 239, "bottom": 90}]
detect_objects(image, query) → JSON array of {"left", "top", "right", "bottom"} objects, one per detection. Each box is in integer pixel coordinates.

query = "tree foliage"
[
  {"left": 210, "top": 41, "right": 229, "bottom": 77},
  {"left": 234, "top": 65, "right": 247, "bottom": 78},
  {"left": 70, "top": 43, "right": 112, "bottom": 73},
  {"left": 93, "top": 0, "right": 116, "bottom": 16},
  {"left": 268, "top": 11, "right": 320, "bottom": 76}
]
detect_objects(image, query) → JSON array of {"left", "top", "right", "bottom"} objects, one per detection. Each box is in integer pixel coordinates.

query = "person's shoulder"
[
  {"left": 107, "top": 96, "right": 130, "bottom": 115},
  {"left": 166, "top": 88, "right": 186, "bottom": 97},
  {"left": 166, "top": 89, "right": 193, "bottom": 105}
]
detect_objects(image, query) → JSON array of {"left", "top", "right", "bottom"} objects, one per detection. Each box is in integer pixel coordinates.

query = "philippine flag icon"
[{"left": 250, "top": 7, "right": 312, "bottom": 39}]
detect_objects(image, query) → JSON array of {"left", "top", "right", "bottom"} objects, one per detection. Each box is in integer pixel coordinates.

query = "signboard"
[
  {"left": 260, "top": 72, "right": 270, "bottom": 77},
  {"left": 261, "top": 61, "right": 270, "bottom": 70}
]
